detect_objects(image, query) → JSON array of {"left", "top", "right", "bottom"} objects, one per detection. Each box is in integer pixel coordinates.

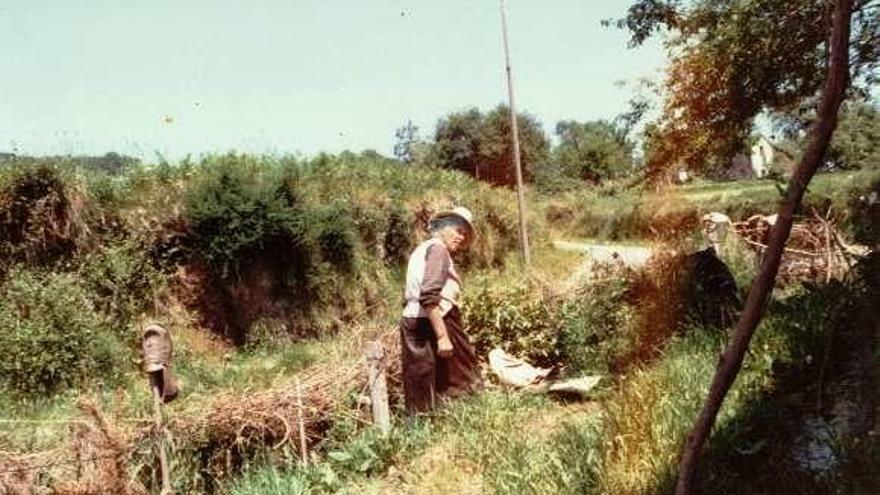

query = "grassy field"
[{"left": 542, "top": 168, "right": 880, "bottom": 242}]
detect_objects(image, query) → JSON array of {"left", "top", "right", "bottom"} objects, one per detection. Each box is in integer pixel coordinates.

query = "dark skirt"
[{"left": 399, "top": 307, "right": 481, "bottom": 413}]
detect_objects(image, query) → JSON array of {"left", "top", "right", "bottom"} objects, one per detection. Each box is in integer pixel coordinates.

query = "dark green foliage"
[
  {"left": 434, "top": 105, "right": 550, "bottom": 186},
  {"left": 383, "top": 203, "right": 412, "bottom": 265},
  {"left": 0, "top": 269, "right": 126, "bottom": 398},
  {"left": 309, "top": 203, "right": 357, "bottom": 273},
  {"left": 78, "top": 242, "right": 166, "bottom": 337},
  {"left": 557, "top": 276, "right": 634, "bottom": 375},
  {"left": 433, "top": 108, "right": 483, "bottom": 175},
  {"left": 532, "top": 119, "right": 640, "bottom": 194},
  {"left": 183, "top": 154, "right": 308, "bottom": 281},
  {"left": 552, "top": 120, "right": 635, "bottom": 184},
  {"left": 464, "top": 277, "right": 563, "bottom": 367},
  {"left": 464, "top": 273, "right": 633, "bottom": 374},
  {"left": 829, "top": 100, "right": 880, "bottom": 170},
  {"left": 850, "top": 178, "right": 880, "bottom": 246}
]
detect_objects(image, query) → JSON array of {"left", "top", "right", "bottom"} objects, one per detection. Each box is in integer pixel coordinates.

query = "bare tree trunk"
[{"left": 674, "top": 1, "right": 853, "bottom": 493}]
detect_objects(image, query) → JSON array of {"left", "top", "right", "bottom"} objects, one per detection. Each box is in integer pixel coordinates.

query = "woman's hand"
[
  {"left": 437, "top": 335, "right": 454, "bottom": 359},
  {"left": 427, "top": 306, "right": 454, "bottom": 359}
]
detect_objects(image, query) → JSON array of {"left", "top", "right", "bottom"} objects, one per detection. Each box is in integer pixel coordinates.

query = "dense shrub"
[
  {"left": 464, "top": 275, "right": 563, "bottom": 367},
  {"left": 0, "top": 163, "right": 81, "bottom": 266},
  {"left": 308, "top": 203, "right": 357, "bottom": 273},
  {"left": 382, "top": 203, "right": 413, "bottom": 265},
  {"left": 556, "top": 274, "right": 634, "bottom": 375},
  {"left": 464, "top": 271, "right": 633, "bottom": 374},
  {"left": 78, "top": 241, "right": 166, "bottom": 337},
  {"left": 183, "top": 154, "right": 310, "bottom": 281},
  {"left": 0, "top": 269, "right": 126, "bottom": 398}
]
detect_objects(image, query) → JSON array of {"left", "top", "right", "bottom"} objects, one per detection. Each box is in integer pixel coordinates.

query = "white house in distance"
[
  {"left": 669, "top": 135, "right": 795, "bottom": 184},
  {"left": 750, "top": 135, "right": 775, "bottom": 178},
  {"left": 728, "top": 135, "right": 793, "bottom": 180}
]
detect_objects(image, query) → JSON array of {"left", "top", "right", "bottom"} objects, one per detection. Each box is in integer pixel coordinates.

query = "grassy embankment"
[
  {"left": 0, "top": 153, "right": 537, "bottom": 493},
  {"left": 2, "top": 155, "right": 877, "bottom": 494},
  {"left": 230, "top": 247, "right": 880, "bottom": 495},
  {"left": 228, "top": 168, "right": 880, "bottom": 494}
]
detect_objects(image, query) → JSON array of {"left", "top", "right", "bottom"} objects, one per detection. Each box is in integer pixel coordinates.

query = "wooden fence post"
[
  {"left": 364, "top": 341, "right": 391, "bottom": 433},
  {"left": 295, "top": 378, "right": 309, "bottom": 467},
  {"left": 142, "top": 323, "right": 176, "bottom": 495},
  {"left": 150, "top": 372, "right": 172, "bottom": 495}
]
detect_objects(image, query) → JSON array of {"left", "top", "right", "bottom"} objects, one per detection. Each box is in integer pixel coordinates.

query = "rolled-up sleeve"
[{"left": 419, "top": 244, "right": 450, "bottom": 310}]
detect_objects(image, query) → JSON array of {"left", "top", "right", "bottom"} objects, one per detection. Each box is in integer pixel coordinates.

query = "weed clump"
[
  {"left": 78, "top": 241, "right": 166, "bottom": 339},
  {"left": 464, "top": 271, "right": 633, "bottom": 374},
  {"left": 0, "top": 269, "right": 126, "bottom": 398},
  {"left": 183, "top": 155, "right": 310, "bottom": 282},
  {"left": 0, "top": 164, "right": 83, "bottom": 268}
]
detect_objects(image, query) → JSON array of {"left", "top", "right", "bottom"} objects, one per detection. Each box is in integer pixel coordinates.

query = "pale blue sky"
[{"left": 1, "top": 1, "right": 666, "bottom": 160}]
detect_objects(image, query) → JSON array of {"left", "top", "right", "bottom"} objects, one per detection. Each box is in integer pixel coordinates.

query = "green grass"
[
  {"left": 228, "top": 274, "right": 860, "bottom": 495},
  {"left": 543, "top": 168, "right": 880, "bottom": 242},
  {"left": 2, "top": 155, "right": 875, "bottom": 494}
]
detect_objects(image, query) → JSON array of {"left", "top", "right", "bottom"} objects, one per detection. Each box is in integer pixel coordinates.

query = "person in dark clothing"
[
  {"left": 687, "top": 247, "right": 741, "bottom": 329},
  {"left": 399, "top": 206, "right": 481, "bottom": 413}
]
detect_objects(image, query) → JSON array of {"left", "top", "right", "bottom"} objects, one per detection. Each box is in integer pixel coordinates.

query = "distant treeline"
[
  {"left": 395, "top": 100, "right": 880, "bottom": 191},
  {"left": 0, "top": 151, "right": 141, "bottom": 175}
]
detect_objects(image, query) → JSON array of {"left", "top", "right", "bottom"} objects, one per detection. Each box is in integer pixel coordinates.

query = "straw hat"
[{"left": 429, "top": 206, "right": 476, "bottom": 237}]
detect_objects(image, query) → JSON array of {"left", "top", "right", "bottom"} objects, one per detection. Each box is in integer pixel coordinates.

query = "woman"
[{"left": 399, "top": 206, "right": 481, "bottom": 413}]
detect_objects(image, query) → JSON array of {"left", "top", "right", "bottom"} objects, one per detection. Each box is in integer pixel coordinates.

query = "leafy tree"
[
  {"left": 434, "top": 108, "right": 483, "bottom": 176},
  {"left": 393, "top": 120, "right": 421, "bottom": 164},
  {"left": 433, "top": 105, "right": 549, "bottom": 186},
  {"left": 611, "top": 0, "right": 880, "bottom": 178},
  {"left": 773, "top": 99, "right": 880, "bottom": 171},
  {"left": 674, "top": 1, "right": 855, "bottom": 491},
  {"left": 553, "top": 120, "right": 635, "bottom": 183},
  {"left": 828, "top": 100, "right": 880, "bottom": 169}
]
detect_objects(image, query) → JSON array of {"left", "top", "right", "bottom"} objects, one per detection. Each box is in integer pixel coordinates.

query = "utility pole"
[{"left": 499, "top": 0, "right": 531, "bottom": 267}]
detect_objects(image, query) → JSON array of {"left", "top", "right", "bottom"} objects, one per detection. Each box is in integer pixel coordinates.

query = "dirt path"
[
  {"left": 553, "top": 240, "right": 653, "bottom": 265},
  {"left": 553, "top": 240, "right": 653, "bottom": 288}
]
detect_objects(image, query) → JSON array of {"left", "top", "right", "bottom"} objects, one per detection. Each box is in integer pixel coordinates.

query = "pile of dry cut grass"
[
  {"left": 1, "top": 402, "right": 147, "bottom": 495},
  {"left": 2, "top": 326, "right": 402, "bottom": 493}
]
